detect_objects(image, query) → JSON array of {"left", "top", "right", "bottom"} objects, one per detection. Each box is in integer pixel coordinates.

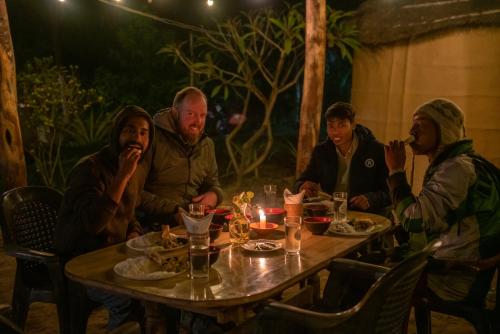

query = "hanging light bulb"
[
  {"left": 207, "top": 0, "right": 214, "bottom": 7},
  {"left": 58, "top": 0, "right": 65, "bottom": 3}
]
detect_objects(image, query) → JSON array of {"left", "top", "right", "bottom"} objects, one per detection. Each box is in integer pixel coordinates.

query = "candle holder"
[{"left": 250, "top": 222, "right": 279, "bottom": 237}]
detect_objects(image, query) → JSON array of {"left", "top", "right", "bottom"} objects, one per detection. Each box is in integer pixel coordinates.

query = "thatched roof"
[{"left": 356, "top": 0, "right": 500, "bottom": 46}]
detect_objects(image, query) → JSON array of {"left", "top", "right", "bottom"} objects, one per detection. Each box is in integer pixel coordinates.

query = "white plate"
[
  {"left": 126, "top": 232, "right": 188, "bottom": 253},
  {"left": 327, "top": 219, "right": 390, "bottom": 237},
  {"left": 241, "top": 240, "right": 282, "bottom": 252},
  {"left": 113, "top": 256, "right": 186, "bottom": 280}
]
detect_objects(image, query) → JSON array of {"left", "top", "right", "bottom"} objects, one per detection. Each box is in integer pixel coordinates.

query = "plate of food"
[
  {"left": 113, "top": 252, "right": 188, "bottom": 280},
  {"left": 126, "top": 226, "right": 188, "bottom": 253},
  {"left": 241, "top": 240, "right": 282, "bottom": 252},
  {"left": 328, "top": 217, "right": 389, "bottom": 236}
]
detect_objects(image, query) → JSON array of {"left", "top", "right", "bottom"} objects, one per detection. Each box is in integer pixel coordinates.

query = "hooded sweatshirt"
[
  {"left": 55, "top": 106, "right": 154, "bottom": 259},
  {"left": 141, "top": 108, "right": 223, "bottom": 219}
]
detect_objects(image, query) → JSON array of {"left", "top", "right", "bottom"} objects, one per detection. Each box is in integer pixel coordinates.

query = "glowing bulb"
[
  {"left": 58, "top": 0, "right": 65, "bottom": 3},
  {"left": 207, "top": 0, "right": 214, "bottom": 6}
]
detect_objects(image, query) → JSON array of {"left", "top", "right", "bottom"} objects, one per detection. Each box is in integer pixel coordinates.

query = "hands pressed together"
[{"left": 384, "top": 140, "right": 406, "bottom": 172}]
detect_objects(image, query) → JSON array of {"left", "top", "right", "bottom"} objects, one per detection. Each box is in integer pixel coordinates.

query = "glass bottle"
[{"left": 229, "top": 203, "right": 250, "bottom": 244}]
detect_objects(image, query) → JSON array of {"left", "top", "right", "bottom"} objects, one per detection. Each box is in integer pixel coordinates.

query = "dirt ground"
[{"left": 0, "top": 170, "right": 481, "bottom": 333}]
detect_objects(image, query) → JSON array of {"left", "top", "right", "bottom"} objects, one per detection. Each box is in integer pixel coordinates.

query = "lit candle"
[{"left": 259, "top": 209, "right": 266, "bottom": 228}]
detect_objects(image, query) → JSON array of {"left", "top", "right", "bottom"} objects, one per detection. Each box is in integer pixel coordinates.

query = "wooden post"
[
  {"left": 296, "top": 0, "right": 326, "bottom": 177},
  {"left": 0, "top": 0, "right": 27, "bottom": 190}
]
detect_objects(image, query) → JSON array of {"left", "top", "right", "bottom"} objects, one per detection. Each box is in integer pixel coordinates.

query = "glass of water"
[
  {"left": 189, "top": 233, "right": 210, "bottom": 279},
  {"left": 333, "top": 192, "right": 348, "bottom": 222},
  {"left": 189, "top": 203, "right": 206, "bottom": 219},
  {"left": 284, "top": 216, "right": 302, "bottom": 255},
  {"left": 263, "top": 184, "right": 277, "bottom": 207}
]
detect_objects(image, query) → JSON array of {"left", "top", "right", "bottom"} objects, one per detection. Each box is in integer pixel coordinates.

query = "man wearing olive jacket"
[{"left": 141, "top": 86, "right": 223, "bottom": 224}]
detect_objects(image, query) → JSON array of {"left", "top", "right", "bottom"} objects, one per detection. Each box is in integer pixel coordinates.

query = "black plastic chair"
[
  {"left": 0, "top": 186, "right": 68, "bottom": 333},
  {"left": 414, "top": 255, "right": 500, "bottom": 334},
  {"left": 254, "top": 241, "right": 441, "bottom": 334},
  {"left": 0, "top": 304, "right": 23, "bottom": 334}
]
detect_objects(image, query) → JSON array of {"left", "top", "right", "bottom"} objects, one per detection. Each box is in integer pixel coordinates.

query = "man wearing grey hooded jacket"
[{"left": 141, "top": 86, "right": 223, "bottom": 224}]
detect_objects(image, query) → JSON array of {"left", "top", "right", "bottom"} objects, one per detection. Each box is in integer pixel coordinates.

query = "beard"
[{"left": 178, "top": 123, "right": 203, "bottom": 145}]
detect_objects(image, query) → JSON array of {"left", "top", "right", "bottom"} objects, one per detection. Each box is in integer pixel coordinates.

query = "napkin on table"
[
  {"left": 283, "top": 188, "right": 305, "bottom": 204},
  {"left": 180, "top": 209, "right": 213, "bottom": 234},
  {"left": 283, "top": 188, "right": 305, "bottom": 217}
]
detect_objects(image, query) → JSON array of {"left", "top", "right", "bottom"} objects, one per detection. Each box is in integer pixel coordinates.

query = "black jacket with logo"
[{"left": 294, "top": 125, "right": 390, "bottom": 214}]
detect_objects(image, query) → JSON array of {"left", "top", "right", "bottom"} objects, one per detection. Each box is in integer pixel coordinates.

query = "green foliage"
[
  {"left": 159, "top": 4, "right": 307, "bottom": 186},
  {"left": 159, "top": 4, "right": 359, "bottom": 186},
  {"left": 326, "top": 9, "right": 361, "bottom": 63},
  {"left": 92, "top": 17, "right": 182, "bottom": 111},
  {"left": 17, "top": 57, "right": 111, "bottom": 189}
]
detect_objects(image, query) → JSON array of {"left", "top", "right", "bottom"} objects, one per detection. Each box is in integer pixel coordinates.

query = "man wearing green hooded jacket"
[{"left": 141, "top": 86, "right": 223, "bottom": 224}]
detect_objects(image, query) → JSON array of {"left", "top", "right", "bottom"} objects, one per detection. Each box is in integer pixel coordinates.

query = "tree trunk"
[
  {"left": 0, "top": 0, "right": 27, "bottom": 190},
  {"left": 296, "top": 0, "right": 326, "bottom": 178}
]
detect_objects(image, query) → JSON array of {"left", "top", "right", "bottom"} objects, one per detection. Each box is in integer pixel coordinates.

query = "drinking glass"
[
  {"left": 264, "top": 184, "right": 277, "bottom": 207},
  {"left": 189, "top": 233, "right": 210, "bottom": 279},
  {"left": 284, "top": 216, "right": 302, "bottom": 255},
  {"left": 189, "top": 203, "right": 206, "bottom": 219},
  {"left": 333, "top": 192, "right": 348, "bottom": 222}
]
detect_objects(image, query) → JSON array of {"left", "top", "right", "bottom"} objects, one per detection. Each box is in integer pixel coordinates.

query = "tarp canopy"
[
  {"left": 351, "top": 27, "right": 500, "bottom": 192},
  {"left": 356, "top": 0, "right": 500, "bottom": 46}
]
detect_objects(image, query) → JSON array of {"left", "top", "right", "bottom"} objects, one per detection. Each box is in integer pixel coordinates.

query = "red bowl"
[
  {"left": 250, "top": 222, "right": 279, "bottom": 236},
  {"left": 304, "top": 216, "right": 332, "bottom": 235},
  {"left": 209, "top": 245, "right": 221, "bottom": 266},
  {"left": 209, "top": 224, "right": 223, "bottom": 242},
  {"left": 263, "top": 208, "right": 286, "bottom": 224},
  {"left": 304, "top": 204, "right": 328, "bottom": 217},
  {"left": 206, "top": 208, "right": 232, "bottom": 224}
]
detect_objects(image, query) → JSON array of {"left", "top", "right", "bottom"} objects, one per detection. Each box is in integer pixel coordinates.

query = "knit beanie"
[{"left": 414, "top": 98, "right": 465, "bottom": 146}]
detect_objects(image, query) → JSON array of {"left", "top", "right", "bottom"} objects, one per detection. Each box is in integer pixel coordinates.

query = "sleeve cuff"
[{"left": 389, "top": 168, "right": 405, "bottom": 176}]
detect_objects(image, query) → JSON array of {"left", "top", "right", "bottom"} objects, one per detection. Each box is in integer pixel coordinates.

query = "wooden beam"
[{"left": 0, "top": 0, "right": 27, "bottom": 190}]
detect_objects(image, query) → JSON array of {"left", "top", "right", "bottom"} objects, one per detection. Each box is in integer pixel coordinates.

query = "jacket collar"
[{"left": 153, "top": 108, "right": 207, "bottom": 147}]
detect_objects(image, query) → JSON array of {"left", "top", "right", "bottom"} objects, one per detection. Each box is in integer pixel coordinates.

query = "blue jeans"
[{"left": 86, "top": 287, "right": 135, "bottom": 331}]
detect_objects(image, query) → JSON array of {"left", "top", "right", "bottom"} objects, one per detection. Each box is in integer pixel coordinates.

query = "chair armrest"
[
  {"left": 329, "top": 258, "right": 389, "bottom": 279},
  {"left": 260, "top": 301, "right": 354, "bottom": 329},
  {"left": 5, "top": 245, "right": 59, "bottom": 264},
  {"left": 0, "top": 304, "right": 11, "bottom": 315}
]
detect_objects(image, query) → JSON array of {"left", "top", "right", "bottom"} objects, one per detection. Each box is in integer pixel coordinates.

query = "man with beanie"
[
  {"left": 294, "top": 102, "right": 390, "bottom": 214},
  {"left": 385, "top": 98, "right": 500, "bottom": 305},
  {"left": 55, "top": 105, "right": 153, "bottom": 330}
]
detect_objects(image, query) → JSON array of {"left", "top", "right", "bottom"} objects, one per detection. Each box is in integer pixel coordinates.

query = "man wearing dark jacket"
[
  {"left": 55, "top": 105, "right": 153, "bottom": 330},
  {"left": 141, "top": 86, "right": 223, "bottom": 223},
  {"left": 294, "top": 102, "right": 390, "bottom": 214}
]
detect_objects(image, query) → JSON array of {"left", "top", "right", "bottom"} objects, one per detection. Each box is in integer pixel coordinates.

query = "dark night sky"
[{"left": 6, "top": 0, "right": 361, "bottom": 71}]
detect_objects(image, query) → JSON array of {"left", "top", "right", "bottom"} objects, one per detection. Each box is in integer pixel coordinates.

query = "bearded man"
[
  {"left": 55, "top": 105, "right": 153, "bottom": 330},
  {"left": 141, "top": 86, "right": 223, "bottom": 224}
]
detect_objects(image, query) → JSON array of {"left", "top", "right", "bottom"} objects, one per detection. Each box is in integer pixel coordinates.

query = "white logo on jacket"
[{"left": 365, "top": 159, "right": 375, "bottom": 168}]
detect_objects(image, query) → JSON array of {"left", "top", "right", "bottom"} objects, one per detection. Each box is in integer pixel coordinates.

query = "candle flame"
[{"left": 259, "top": 209, "right": 266, "bottom": 228}]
